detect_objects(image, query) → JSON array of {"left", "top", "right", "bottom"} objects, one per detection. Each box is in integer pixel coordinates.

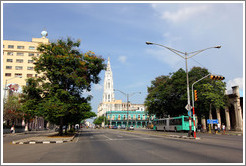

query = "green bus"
[{"left": 154, "top": 115, "right": 196, "bottom": 132}]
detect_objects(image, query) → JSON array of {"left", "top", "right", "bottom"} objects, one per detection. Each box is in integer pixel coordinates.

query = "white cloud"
[
  {"left": 226, "top": 77, "right": 244, "bottom": 94},
  {"left": 161, "top": 5, "right": 209, "bottom": 23},
  {"left": 118, "top": 56, "right": 127, "bottom": 64},
  {"left": 151, "top": 4, "right": 210, "bottom": 24}
]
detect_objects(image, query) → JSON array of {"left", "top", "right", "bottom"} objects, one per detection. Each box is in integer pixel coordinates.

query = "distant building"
[{"left": 97, "top": 58, "right": 154, "bottom": 128}]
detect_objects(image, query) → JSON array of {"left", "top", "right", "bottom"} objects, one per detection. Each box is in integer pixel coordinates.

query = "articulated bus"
[{"left": 154, "top": 115, "right": 196, "bottom": 132}]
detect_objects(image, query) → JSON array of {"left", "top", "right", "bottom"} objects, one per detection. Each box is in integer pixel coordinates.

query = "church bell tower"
[{"left": 102, "top": 57, "right": 115, "bottom": 103}]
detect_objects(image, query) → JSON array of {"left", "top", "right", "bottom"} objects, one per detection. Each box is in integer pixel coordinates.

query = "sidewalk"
[
  {"left": 9, "top": 130, "right": 76, "bottom": 144},
  {"left": 212, "top": 130, "right": 243, "bottom": 136}
]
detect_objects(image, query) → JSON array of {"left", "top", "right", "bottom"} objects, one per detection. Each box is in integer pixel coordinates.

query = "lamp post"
[
  {"left": 114, "top": 89, "right": 141, "bottom": 130},
  {"left": 191, "top": 73, "right": 211, "bottom": 138},
  {"left": 146, "top": 41, "right": 221, "bottom": 137},
  {"left": 4, "top": 76, "right": 22, "bottom": 100}
]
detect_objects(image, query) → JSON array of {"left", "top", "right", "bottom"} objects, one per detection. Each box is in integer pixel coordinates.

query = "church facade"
[{"left": 97, "top": 58, "right": 154, "bottom": 128}]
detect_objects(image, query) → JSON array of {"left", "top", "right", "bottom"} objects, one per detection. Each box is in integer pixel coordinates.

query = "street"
[{"left": 3, "top": 128, "right": 243, "bottom": 163}]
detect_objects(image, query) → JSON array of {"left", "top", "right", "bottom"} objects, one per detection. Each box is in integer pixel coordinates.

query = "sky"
[{"left": 2, "top": 1, "right": 244, "bottom": 123}]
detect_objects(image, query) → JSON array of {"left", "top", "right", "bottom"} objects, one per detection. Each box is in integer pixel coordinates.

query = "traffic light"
[
  {"left": 210, "top": 75, "right": 225, "bottom": 80},
  {"left": 194, "top": 90, "right": 198, "bottom": 101}
]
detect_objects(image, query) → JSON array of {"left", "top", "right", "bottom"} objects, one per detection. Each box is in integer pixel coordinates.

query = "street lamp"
[
  {"left": 4, "top": 75, "right": 22, "bottom": 100},
  {"left": 146, "top": 41, "right": 221, "bottom": 137},
  {"left": 114, "top": 89, "right": 141, "bottom": 130},
  {"left": 191, "top": 73, "right": 211, "bottom": 138}
]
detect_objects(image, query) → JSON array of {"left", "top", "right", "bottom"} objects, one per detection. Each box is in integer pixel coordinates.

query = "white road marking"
[
  {"left": 102, "top": 135, "right": 113, "bottom": 140},
  {"left": 75, "top": 136, "right": 79, "bottom": 143}
]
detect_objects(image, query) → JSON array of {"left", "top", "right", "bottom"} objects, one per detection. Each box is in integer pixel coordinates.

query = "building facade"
[
  {"left": 97, "top": 58, "right": 152, "bottom": 128},
  {"left": 3, "top": 31, "right": 49, "bottom": 131},
  {"left": 3, "top": 31, "right": 49, "bottom": 91}
]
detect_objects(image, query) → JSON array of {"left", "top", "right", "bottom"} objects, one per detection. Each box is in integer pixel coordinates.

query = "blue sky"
[{"left": 2, "top": 2, "right": 244, "bottom": 122}]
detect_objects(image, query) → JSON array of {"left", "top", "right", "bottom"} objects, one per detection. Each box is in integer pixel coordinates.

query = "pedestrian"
[
  {"left": 222, "top": 123, "right": 226, "bottom": 135},
  {"left": 10, "top": 125, "right": 15, "bottom": 133},
  {"left": 214, "top": 124, "right": 218, "bottom": 134},
  {"left": 217, "top": 123, "right": 221, "bottom": 133}
]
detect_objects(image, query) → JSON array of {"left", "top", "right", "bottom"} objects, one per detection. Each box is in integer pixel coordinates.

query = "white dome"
[{"left": 41, "top": 30, "right": 48, "bottom": 38}]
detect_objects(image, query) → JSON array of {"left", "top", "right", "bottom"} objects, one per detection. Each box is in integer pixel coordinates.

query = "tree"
[
  {"left": 145, "top": 67, "right": 226, "bottom": 119},
  {"left": 93, "top": 116, "right": 108, "bottom": 126},
  {"left": 3, "top": 95, "right": 22, "bottom": 126},
  {"left": 20, "top": 78, "right": 43, "bottom": 129},
  {"left": 21, "top": 38, "right": 105, "bottom": 135}
]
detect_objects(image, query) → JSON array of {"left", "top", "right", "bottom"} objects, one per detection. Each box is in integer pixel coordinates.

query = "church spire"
[{"left": 102, "top": 57, "right": 115, "bottom": 103}]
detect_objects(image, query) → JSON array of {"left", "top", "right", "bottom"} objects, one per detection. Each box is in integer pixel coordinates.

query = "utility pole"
[
  {"left": 146, "top": 41, "right": 221, "bottom": 137},
  {"left": 114, "top": 89, "right": 141, "bottom": 130}
]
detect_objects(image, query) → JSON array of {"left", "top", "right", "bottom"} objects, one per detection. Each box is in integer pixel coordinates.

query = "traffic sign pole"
[{"left": 192, "top": 107, "right": 196, "bottom": 138}]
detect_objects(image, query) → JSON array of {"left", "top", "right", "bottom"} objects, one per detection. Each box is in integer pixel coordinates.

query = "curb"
[
  {"left": 12, "top": 133, "right": 77, "bottom": 145},
  {"left": 12, "top": 140, "right": 70, "bottom": 144},
  {"left": 125, "top": 130, "right": 200, "bottom": 140},
  {"left": 168, "top": 135, "right": 200, "bottom": 140}
]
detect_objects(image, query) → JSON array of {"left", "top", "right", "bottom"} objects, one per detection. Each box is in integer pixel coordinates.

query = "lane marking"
[{"left": 102, "top": 135, "right": 113, "bottom": 140}]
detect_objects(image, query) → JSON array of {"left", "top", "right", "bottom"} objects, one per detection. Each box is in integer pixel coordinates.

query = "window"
[
  {"left": 3, "top": 45, "right": 4, "bottom": 48},
  {"left": 27, "top": 74, "right": 33, "bottom": 78},
  {"left": 108, "top": 94, "right": 110, "bottom": 102},
  {"left": 29, "top": 46, "right": 35, "bottom": 50},
  {"left": 17, "top": 46, "right": 24, "bottom": 49},
  {"left": 7, "top": 52, "right": 13, "bottom": 56},
  {"left": 16, "top": 59, "right": 23, "bottom": 63},
  {"left": 5, "top": 73, "right": 11, "bottom": 77},
  {"left": 27, "top": 67, "right": 34, "bottom": 70},
  {"left": 35, "top": 74, "right": 38, "bottom": 77},
  {"left": 28, "top": 53, "right": 34, "bottom": 56},
  {"left": 123, "top": 115, "right": 126, "bottom": 120},
  {"left": 15, "top": 66, "right": 23, "bottom": 70},
  {"left": 28, "top": 60, "right": 34, "bottom": 63},
  {"left": 118, "top": 115, "right": 121, "bottom": 120},
  {"left": 15, "top": 73, "right": 22, "bottom": 77},
  {"left": 7, "top": 59, "right": 13, "bottom": 62},
  {"left": 138, "top": 115, "right": 141, "bottom": 120},
  {"left": 8, "top": 45, "right": 14, "bottom": 49},
  {"left": 17, "top": 52, "right": 24, "bottom": 56},
  {"left": 6, "top": 66, "right": 12, "bottom": 69}
]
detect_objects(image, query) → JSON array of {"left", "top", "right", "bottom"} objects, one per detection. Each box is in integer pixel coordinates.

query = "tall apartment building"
[{"left": 3, "top": 31, "right": 49, "bottom": 92}]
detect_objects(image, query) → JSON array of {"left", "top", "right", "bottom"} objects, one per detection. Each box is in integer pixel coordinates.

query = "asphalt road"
[{"left": 3, "top": 128, "right": 243, "bottom": 163}]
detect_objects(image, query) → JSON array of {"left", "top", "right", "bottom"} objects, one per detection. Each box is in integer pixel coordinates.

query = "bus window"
[{"left": 184, "top": 117, "right": 189, "bottom": 122}]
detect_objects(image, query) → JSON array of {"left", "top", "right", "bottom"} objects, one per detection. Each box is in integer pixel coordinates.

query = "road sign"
[
  {"left": 188, "top": 110, "right": 192, "bottom": 117},
  {"left": 207, "top": 119, "right": 218, "bottom": 124},
  {"left": 185, "top": 104, "right": 192, "bottom": 111}
]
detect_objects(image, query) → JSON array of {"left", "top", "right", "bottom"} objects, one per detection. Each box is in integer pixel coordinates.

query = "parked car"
[
  {"left": 120, "top": 125, "right": 126, "bottom": 129},
  {"left": 129, "top": 125, "right": 134, "bottom": 130},
  {"left": 112, "top": 125, "right": 117, "bottom": 129}
]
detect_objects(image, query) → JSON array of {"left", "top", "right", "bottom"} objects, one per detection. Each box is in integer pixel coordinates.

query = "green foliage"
[
  {"left": 145, "top": 67, "right": 227, "bottom": 119},
  {"left": 20, "top": 78, "right": 43, "bottom": 120},
  {"left": 3, "top": 95, "right": 22, "bottom": 125},
  {"left": 93, "top": 116, "right": 108, "bottom": 126},
  {"left": 20, "top": 38, "right": 105, "bottom": 135}
]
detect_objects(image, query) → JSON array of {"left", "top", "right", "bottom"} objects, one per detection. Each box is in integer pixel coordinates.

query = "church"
[{"left": 97, "top": 58, "right": 154, "bottom": 128}]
